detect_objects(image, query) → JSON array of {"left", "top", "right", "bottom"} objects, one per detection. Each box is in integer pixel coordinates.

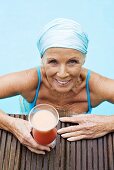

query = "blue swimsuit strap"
[
  {"left": 31, "top": 66, "right": 42, "bottom": 106},
  {"left": 86, "top": 70, "right": 92, "bottom": 113}
]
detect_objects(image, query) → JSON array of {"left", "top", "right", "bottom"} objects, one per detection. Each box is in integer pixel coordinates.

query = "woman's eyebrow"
[
  {"left": 68, "top": 57, "right": 80, "bottom": 60},
  {"left": 47, "top": 57, "right": 57, "bottom": 60}
]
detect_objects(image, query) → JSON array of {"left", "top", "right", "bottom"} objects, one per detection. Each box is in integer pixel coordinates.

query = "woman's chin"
[{"left": 52, "top": 85, "right": 72, "bottom": 93}]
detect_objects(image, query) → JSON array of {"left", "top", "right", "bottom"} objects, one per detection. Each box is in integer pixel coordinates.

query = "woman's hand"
[
  {"left": 57, "top": 114, "right": 114, "bottom": 141},
  {"left": 11, "top": 118, "right": 51, "bottom": 154}
]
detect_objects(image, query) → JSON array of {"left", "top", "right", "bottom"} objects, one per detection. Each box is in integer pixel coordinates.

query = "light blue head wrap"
[{"left": 37, "top": 18, "right": 89, "bottom": 57}]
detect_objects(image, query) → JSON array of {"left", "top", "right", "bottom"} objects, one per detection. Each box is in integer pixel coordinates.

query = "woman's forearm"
[{"left": 0, "top": 110, "right": 14, "bottom": 133}]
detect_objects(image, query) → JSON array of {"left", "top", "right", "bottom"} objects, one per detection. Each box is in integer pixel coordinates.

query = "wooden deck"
[{"left": 0, "top": 115, "right": 114, "bottom": 170}]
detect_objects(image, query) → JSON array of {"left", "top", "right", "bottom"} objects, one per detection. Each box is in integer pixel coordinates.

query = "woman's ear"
[
  {"left": 41, "top": 55, "right": 45, "bottom": 66},
  {"left": 41, "top": 54, "right": 47, "bottom": 66},
  {"left": 41, "top": 59, "right": 44, "bottom": 66},
  {"left": 82, "top": 55, "right": 86, "bottom": 64},
  {"left": 83, "top": 58, "right": 85, "bottom": 64}
]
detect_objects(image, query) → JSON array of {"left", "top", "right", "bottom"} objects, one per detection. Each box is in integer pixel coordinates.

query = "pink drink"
[{"left": 29, "top": 104, "right": 59, "bottom": 145}]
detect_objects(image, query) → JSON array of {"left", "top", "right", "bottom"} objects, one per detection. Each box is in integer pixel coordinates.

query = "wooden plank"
[
  {"left": 66, "top": 123, "right": 70, "bottom": 170},
  {"left": 13, "top": 115, "right": 22, "bottom": 170},
  {"left": 14, "top": 140, "right": 21, "bottom": 170},
  {"left": 70, "top": 141, "right": 76, "bottom": 170},
  {"left": 0, "top": 130, "right": 7, "bottom": 170},
  {"left": 0, "top": 129, "right": 2, "bottom": 139},
  {"left": 113, "top": 133, "right": 114, "bottom": 146},
  {"left": 25, "top": 148, "right": 32, "bottom": 170},
  {"left": 8, "top": 135, "right": 17, "bottom": 170},
  {"left": 103, "top": 135, "right": 108, "bottom": 170},
  {"left": 87, "top": 140, "right": 93, "bottom": 170},
  {"left": 54, "top": 121, "right": 61, "bottom": 170},
  {"left": 2, "top": 132, "right": 12, "bottom": 170},
  {"left": 30, "top": 152, "right": 37, "bottom": 170},
  {"left": 66, "top": 140, "right": 70, "bottom": 170},
  {"left": 107, "top": 133, "right": 114, "bottom": 170},
  {"left": 7, "top": 114, "right": 20, "bottom": 170},
  {"left": 48, "top": 148, "right": 55, "bottom": 170},
  {"left": 42, "top": 153, "right": 49, "bottom": 170},
  {"left": 36, "top": 154, "right": 44, "bottom": 170},
  {"left": 60, "top": 122, "right": 66, "bottom": 170},
  {"left": 98, "top": 137, "right": 104, "bottom": 170},
  {"left": 92, "top": 139, "right": 98, "bottom": 170},
  {"left": 82, "top": 140, "right": 87, "bottom": 170},
  {"left": 76, "top": 140, "right": 82, "bottom": 170},
  {"left": 19, "top": 113, "right": 30, "bottom": 170},
  {"left": 20, "top": 145, "right": 27, "bottom": 170}
]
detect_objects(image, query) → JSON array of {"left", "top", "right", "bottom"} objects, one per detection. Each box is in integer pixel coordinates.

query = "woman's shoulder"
[
  {"left": 0, "top": 67, "right": 39, "bottom": 100},
  {"left": 81, "top": 67, "right": 103, "bottom": 81},
  {"left": 20, "top": 67, "right": 39, "bottom": 89},
  {"left": 18, "top": 67, "right": 39, "bottom": 101},
  {"left": 82, "top": 67, "right": 114, "bottom": 102},
  {"left": 81, "top": 67, "right": 105, "bottom": 93}
]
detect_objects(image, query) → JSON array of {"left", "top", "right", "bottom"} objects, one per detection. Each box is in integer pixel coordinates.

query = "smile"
[{"left": 55, "top": 79, "right": 71, "bottom": 86}]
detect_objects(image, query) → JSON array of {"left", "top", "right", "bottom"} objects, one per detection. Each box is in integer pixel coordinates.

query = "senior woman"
[{"left": 0, "top": 18, "right": 114, "bottom": 154}]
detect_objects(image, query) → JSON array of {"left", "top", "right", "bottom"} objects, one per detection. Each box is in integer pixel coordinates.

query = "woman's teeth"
[{"left": 56, "top": 80, "right": 70, "bottom": 85}]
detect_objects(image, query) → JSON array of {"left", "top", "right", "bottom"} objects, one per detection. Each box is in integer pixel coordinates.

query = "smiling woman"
[
  {"left": 42, "top": 48, "right": 85, "bottom": 94},
  {"left": 0, "top": 18, "right": 114, "bottom": 154}
]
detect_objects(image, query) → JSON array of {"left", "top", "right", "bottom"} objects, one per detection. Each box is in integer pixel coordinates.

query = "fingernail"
[
  {"left": 47, "top": 148, "right": 51, "bottom": 152},
  {"left": 57, "top": 130, "right": 61, "bottom": 133},
  {"left": 59, "top": 118, "right": 63, "bottom": 121},
  {"left": 42, "top": 152, "right": 45, "bottom": 154},
  {"left": 67, "top": 138, "right": 72, "bottom": 141},
  {"left": 45, "top": 147, "right": 51, "bottom": 151}
]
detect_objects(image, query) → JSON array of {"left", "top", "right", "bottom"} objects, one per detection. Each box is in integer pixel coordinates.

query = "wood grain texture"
[{"left": 0, "top": 115, "right": 114, "bottom": 170}]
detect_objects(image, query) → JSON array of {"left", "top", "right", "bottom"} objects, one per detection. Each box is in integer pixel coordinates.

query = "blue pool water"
[{"left": 0, "top": 1, "right": 114, "bottom": 115}]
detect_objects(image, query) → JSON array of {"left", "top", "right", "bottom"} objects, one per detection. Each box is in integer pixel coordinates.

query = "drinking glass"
[{"left": 28, "top": 104, "right": 59, "bottom": 145}]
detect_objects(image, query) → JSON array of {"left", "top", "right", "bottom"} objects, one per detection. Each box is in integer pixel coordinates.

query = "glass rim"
[{"left": 28, "top": 104, "right": 59, "bottom": 131}]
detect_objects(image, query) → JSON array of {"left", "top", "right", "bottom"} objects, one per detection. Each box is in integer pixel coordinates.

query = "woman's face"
[{"left": 42, "top": 48, "right": 85, "bottom": 93}]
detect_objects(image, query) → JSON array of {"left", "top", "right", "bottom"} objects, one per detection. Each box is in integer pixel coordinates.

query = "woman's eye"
[
  {"left": 68, "top": 60, "right": 78, "bottom": 64},
  {"left": 48, "top": 60, "right": 57, "bottom": 64}
]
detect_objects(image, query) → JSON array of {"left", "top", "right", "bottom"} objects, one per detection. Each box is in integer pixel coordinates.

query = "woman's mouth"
[{"left": 55, "top": 79, "right": 71, "bottom": 86}]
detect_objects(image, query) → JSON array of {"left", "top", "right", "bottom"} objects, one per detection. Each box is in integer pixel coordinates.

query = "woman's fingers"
[
  {"left": 47, "top": 139, "right": 56, "bottom": 149},
  {"left": 27, "top": 146, "right": 46, "bottom": 155},
  {"left": 59, "top": 114, "right": 85, "bottom": 123},
  {"left": 58, "top": 115, "right": 111, "bottom": 142},
  {"left": 23, "top": 134, "right": 51, "bottom": 152},
  {"left": 61, "top": 131, "right": 83, "bottom": 138},
  {"left": 12, "top": 118, "right": 51, "bottom": 153},
  {"left": 67, "top": 135, "right": 86, "bottom": 141},
  {"left": 57, "top": 125, "right": 84, "bottom": 134}
]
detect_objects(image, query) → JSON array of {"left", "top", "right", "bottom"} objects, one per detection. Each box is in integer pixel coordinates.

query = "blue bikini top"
[{"left": 19, "top": 67, "right": 92, "bottom": 114}]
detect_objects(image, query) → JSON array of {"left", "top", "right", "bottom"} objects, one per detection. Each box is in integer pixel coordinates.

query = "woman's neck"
[{"left": 49, "top": 76, "right": 83, "bottom": 99}]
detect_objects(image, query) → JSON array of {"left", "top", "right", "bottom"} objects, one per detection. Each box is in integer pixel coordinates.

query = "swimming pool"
[{"left": 0, "top": 1, "right": 114, "bottom": 115}]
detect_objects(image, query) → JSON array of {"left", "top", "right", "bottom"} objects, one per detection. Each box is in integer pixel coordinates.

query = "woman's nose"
[{"left": 57, "top": 65, "right": 69, "bottom": 78}]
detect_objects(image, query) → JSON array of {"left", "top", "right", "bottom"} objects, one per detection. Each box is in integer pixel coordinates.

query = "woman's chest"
[{"left": 36, "top": 87, "right": 89, "bottom": 117}]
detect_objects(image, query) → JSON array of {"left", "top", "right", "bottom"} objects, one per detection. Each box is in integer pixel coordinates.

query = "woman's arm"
[
  {"left": 0, "top": 110, "right": 51, "bottom": 154},
  {"left": 0, "top": 109, "right": 14, "bottom": 132},
  {"left": 0, "top": 68, "right": 38, "bottom": 100},
  {"left": 0, "top": 69, "right": 51, "bottom": 154},
  {"left": 89, "top": 71, "right": 114, "bottom": 106},
  {"left": 58, "top": 72, "right": 114, "bottom": 141}
]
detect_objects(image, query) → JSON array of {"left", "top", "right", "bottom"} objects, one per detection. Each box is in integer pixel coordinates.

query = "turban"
[{"left": 37, "top": 18, "right": 89, "bottom": 57}]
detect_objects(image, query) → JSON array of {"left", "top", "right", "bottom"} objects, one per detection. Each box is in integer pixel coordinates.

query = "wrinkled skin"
[
  {"left": 57, "top": 114, "right": 114, "bottom": 141},
  {"left": 12, "top": 118, "right": 51, "bottom": 154}
]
